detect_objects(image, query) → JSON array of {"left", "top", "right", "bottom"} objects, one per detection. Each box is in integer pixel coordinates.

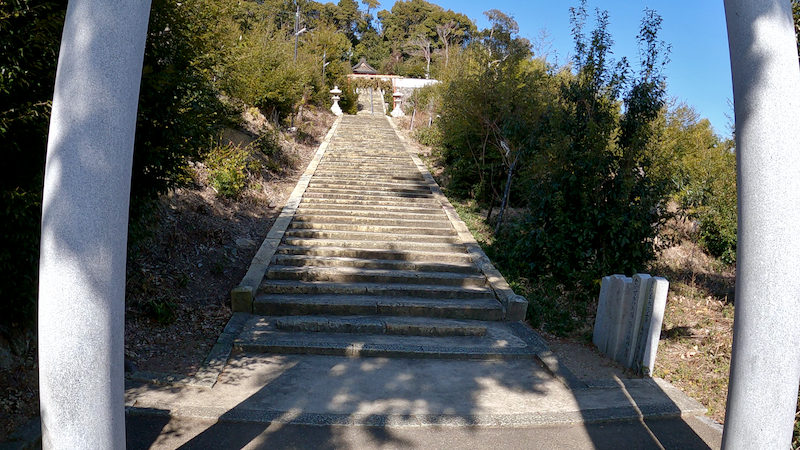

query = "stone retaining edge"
[
  {"left": 385, "top": 116, "right": 528, "bottom": 321},
  {"left": 231, "top": 115, "right": 343, "bottom": 312}
]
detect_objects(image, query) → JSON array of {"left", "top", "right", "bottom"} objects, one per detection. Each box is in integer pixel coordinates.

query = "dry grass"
[{"left": 651, "top": 218, "right": 735, "bottom": 424}]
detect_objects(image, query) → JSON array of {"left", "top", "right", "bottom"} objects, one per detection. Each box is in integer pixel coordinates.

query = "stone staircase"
[
  {"left": 356, "top": 88, "right": 385, "bottom": 115},
  {"left": 232, "top": 115, "right": 538, "bottom": 360}
]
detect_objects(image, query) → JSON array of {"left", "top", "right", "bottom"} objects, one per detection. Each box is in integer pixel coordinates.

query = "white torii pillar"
[
  {"left": 38, "top": 0, "right": 152, "bottom": 447},
  {"left": 722, "top": 0, "right": 800, "bottom": 448}
]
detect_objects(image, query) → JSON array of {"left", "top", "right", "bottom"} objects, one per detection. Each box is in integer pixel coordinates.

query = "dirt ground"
[
  {"left": 0, "top": 107, "right": 335, "bottom": 441},
  {"left": 124, "top": 108, "right": 335, "bottom": 376}
]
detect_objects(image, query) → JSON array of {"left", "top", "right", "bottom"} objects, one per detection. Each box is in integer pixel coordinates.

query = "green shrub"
[
  {"left": 143, "top": 298, "right": 176, "bottom": 324},
  {"left": 253, "top": 127, "right": 281, "bottom": 157},
  {"left": 338, "top": 80, "right": 359, "bottom": 115},
  {"left": 205, "top": 143, "right": 259, "bottom": 198},
  {"left": 413, "top": 125, "right": 442, "bottom": 148},
  {"left": 666, "top": 106, "right": 737, "bottom": 264},
  {"left": 132, "top": 0, "right": 232, "bottom": 207}
]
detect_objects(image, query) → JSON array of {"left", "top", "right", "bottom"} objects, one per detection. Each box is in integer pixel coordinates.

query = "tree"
[
  {"left": 303, "top": 21, "right": 353, "bottom": 80},
  {"left": 436, "top": 20, "right": 456, "bottom": 67},
  {"left": 407, "top": 35, "right": 433, "bottom": 78},
  {"left": 523, "top": 2, "right": 671, "bottom": 291},
  {"left": 378, "top": 0, "right": 475, "bottom": 76},
  {"left": 436, "top": 8, "right": 541, "bottom": 231},
  {"left": 361, "top": 0, "right": 380, "bottom": 28}
]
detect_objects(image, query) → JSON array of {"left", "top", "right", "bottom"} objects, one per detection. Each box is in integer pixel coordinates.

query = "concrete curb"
[
  {"left": 386, "top": 117, "right": 528, "bottom": 321},
  {"left": 126, "top": 393, "right": 707, "bottom": 428},
  {"left": 231, "top": 116, "right": 343, "bottom": 312}
]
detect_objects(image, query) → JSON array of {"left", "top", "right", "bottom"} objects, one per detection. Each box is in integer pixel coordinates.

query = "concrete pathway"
[{"left": 125, "top": 115, "right": 722, "bottom": 449}]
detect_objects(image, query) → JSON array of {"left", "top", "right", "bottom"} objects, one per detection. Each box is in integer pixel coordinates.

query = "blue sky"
[{"left": 381, "top": 0, "right": 734, "bottom": 137}]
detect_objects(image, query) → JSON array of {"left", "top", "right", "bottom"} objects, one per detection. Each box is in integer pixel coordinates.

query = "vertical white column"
[
  {"left": 38, "top": 0, "right": 151, "bottom": 448},
  {"left": 722, "top": 0, "right": 800, "bottom": 448}
]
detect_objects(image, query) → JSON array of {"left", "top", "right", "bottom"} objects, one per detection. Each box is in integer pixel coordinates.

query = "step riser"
[
  {"left": 311, "top": 178, "right": 429, "bottom": 186},
  {"left": 307, "top": 174, "right": 425, "bottom": 182},
  {"left": 259, "top": 283, "right": 494, "bottom": 299},
  {"left": 306, "top": 187, "right": 433, "bottom": 196},
  {"left": 313, "top": 170, "right": 423, "bottom": 176},
  {"left": 300, "top": 198, "right": 443, "bottom": 208},
  {"left": 266, "top": 270, "right": 486, "bottom": 288},
  {"left": 287, "top": 222, "right": 455, "bottom": 236},
  {"left": 253, "top": 302, "right": 502, "bottom": 321},
  {"left": 276, "top": 246, "right": 474, "bottom": 263},
  {"left": 291, "top": 217, "right": 452, "bottom": 228},
  {"left": 283, "top": 238, "right": 464, "bottom": 252},
  {"left": 295, "top": 204, "right": 446, "bottom": 215},
  {"left": 294, "top": 209, "right": 448, "bottom": 221},
  {"left": 285, "top": 230, "right": 460, "bottom": 243},
  {"left": 302, "top": 192, "right": 434, "bottom": 201},
  {"left": 271, "top": 255, "right": 479, "bottom": 274},
  {"left": 233, "top": 343, "right": 524, "bottom": 360},
  {"left": 309, "top": 184, "right": 431, "bottom": 194},
  {"left": 317, "top": 162, "right": 413, "bottom": 168},
  {"left": 272, "top": 318, "right": 487, "bottom": 337}
]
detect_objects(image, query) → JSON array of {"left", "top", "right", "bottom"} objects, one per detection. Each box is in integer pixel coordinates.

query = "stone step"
[
  {"left": 271, "top": 315, "right": 487, "bottom": 337},
  {"left": 271, "top": 254, "right": 479, "bottom": 273},
  {"left": 312, "top": 173, "right": 424, "bottom": 182},
  {"left": 266, "top": 266, "right": 487, "bottom": 287},
  {"left": 299, "top": 197, "right": 444, "bottom": 210},
  {"left": 284, "top": 229, "right": 460, "bottom": 243},
  {"left": 320, "top": 162, "right": 415, "bottom": 170},
  {"left": 294, "top": 207, "right": 447, "bottom": 221},
  {"left": 323, "top": 153, "right": 408, "bottom": 159},
  {"left": 259, "top": 280, "right": 495, "bottom": 300},
  {"left": 307, "top": 173, "right": 425, "bottom": 182},
  {"left": 305, "top": 186, "right": 432, "bottom": 196},
  {"left": 281, "top": 237, "right": 465, "bottom": 253},
  {"left": 252, "top": 294, "right": 503, "bottom": 320},
  {"left": 291, "top": 215, "right": 452, "bottom": 228},
  {"left": 309, "top": 180, "right": 431, "bottom": 191},
  {"left": 295, "top": 203, "right": 446, "bottom": 215},
  {"left": 318, "top": 163, "right": 412, "bottom": 171},
  {"left": 320, "top": 166, "right": 410, "bottom": 173},
  {"left": 276, "top": 245, "right": 474, "bottom": 263},
  {"left": 316, "top": 166, "right": 415, "bottom": 173},
  {"left": 319, "top": 159, "right": 412, "bottom": 165},
  {"left": 302, "top": 191, "right": 434, "bottom": 201},
  {"left": 288, "top": 222, "right": 455, "bottom": 236},
  {"left": 234, "top": 315, "right": 536, "bottom": 359}
]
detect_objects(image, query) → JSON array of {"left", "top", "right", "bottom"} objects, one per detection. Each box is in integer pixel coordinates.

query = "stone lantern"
[
  {"left": 391, "top": 91, "right": 405, "bottom": 117},
  {"left": 330, "top": 85, "right": 343, "bottom": 116}
]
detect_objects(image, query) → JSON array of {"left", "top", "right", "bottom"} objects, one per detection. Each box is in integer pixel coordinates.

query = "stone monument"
[{"left": 592, "top": 273, "right": 668, "bottom": 375}]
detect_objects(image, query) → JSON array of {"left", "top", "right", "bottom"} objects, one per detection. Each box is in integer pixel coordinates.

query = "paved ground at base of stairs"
[
  {"left": 126, "top": 413, "right": 721, "bottom": 449},
  {"left": 123, "top": 344, "right": 722, "bottom": 449}
]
